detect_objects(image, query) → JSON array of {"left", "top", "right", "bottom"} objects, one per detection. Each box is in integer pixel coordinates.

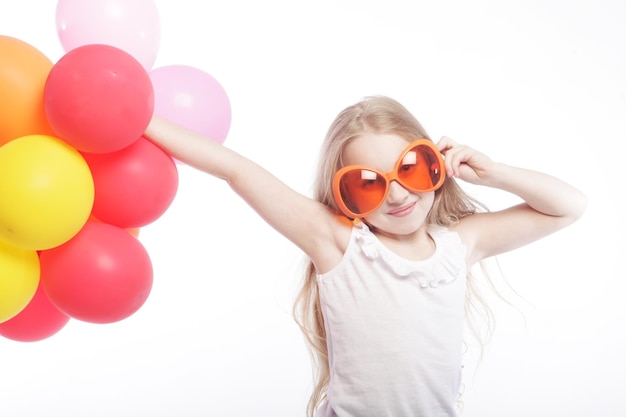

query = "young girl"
[{"left": 144, "top": 96, "right": 587, "bottom": 417}]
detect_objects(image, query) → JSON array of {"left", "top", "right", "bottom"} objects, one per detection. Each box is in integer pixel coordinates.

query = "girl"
[{"left": 144, "top": 96, "right": 587, "bottom": 417}]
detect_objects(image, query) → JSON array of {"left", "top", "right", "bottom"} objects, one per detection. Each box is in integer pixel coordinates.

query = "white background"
[{"left": 1, "top": 1, "right": 625, "bottom": 416}]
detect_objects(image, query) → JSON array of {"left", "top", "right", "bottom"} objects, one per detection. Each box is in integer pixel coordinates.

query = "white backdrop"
[{"left": 1, "top": 1, "right": 625, "bottom": 416}]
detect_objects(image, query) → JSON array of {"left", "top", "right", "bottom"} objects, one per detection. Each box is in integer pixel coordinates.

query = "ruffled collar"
[{"left": 353, "top": 221, "right": 465, "bottom": 288}]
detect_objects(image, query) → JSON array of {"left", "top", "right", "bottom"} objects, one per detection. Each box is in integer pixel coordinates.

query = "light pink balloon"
[
  {"left": 150, "top": 65, "right": 232, "bottom": 144},
  {"left": 56, "top": 0, "right": 161, "bottom": 70}
]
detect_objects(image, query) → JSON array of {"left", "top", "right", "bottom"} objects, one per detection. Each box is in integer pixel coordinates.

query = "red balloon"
[
  {"left": 0, "top": 281, "right": 70, "bottom": 342},
  {"left": 40, "top": 222, "right": 153, "bottom": 324},
  {"left": 82, "top": 137, "right": 178, "bottom": 228},
  {"left": 44, "top": 44, "right": 154, "bottom": 153}
]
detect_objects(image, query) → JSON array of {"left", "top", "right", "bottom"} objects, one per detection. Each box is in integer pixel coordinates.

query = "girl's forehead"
[{"left": 343, "top": 133, "right": 409, "bottom": 170}]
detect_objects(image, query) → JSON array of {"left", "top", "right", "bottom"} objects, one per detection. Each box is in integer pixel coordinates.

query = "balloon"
[
  {"left": 40, "top": 222, "right": 153, "bottom": 324},
  {"left": 44, "top": 44, "right": 154, "bottom": 153},
  {"left": 0, "top": 281, "right": 70, "bottom": 342},
  {"left": 0, "top": 135, "right": 94, "bottom": 250},
  {"left": 0, "top": 35, "right": 55, "bottom": 146},
  {"left": 150, "top": 65, "right": 231, "bottom": 144},
  {"left": 82, "top": 137, "right": 178, "bottom": 229},
  {"left": 56, "top": 0, "right": 161, "bottom": 70},
  {"left": 88, "top": 214, "right": 140, "bottom": 237},
  {"left": 0, "top": 240, "right": 40, "bottom": 323}
]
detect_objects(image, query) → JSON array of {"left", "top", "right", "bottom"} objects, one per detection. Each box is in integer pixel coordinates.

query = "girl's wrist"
[{"left": 477, "top": 161, "right": 510, "bottom": 189}]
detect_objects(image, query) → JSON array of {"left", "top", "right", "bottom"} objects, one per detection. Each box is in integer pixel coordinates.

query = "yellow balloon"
[
  {"left": 0, "top": 239, "right": 40, "bottom": 323},
  {"left": 0, "top": 135, "right": 95, "bottom": 250}
]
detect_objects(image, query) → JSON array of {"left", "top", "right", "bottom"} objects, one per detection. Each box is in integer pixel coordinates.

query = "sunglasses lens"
[
  {"left": 397, "top": 144, "right": 443, "bottom": 191},
  {"left": 338, "top": 169, "right": 387, "bottom": 215}
]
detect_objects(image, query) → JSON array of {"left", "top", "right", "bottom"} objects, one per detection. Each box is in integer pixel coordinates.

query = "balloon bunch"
[{"left": 0, "top": 0, "right": 231, "bottom": 342}]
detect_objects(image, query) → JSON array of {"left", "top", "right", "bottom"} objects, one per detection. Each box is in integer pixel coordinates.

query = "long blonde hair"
[{"left": 293, "top": 96, "right": 490, "bottom": 417}]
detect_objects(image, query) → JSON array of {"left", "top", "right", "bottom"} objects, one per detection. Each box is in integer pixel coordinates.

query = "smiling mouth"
[{"left": 388, "top": 202, "right": 416, "bottom": 216}]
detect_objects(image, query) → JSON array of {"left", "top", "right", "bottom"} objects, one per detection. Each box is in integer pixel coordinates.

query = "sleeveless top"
[{"left": 315, "top": 222, "right": 467, "bottom": 417}]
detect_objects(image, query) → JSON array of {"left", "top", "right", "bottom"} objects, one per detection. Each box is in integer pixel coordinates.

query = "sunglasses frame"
[{"left": 332, "top": 139, "right": 446, "bottom": 218}]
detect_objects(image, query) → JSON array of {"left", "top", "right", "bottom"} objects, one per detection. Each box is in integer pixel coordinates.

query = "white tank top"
[{"left": 316, "top": 222, "right": 467, "bottom": 417}]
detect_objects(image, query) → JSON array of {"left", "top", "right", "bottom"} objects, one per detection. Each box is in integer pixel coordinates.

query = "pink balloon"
[
  {"left": 150, "top": 65, "right": 232, "bottom": 144},
  {"left": 56, "top": 0, "right": 161, "bottom": 70},
  {"left": 82, "top": 137, "right": 179, "bottom": 229},
  {"left": 0, "top": 282, "right": 70, "bottom": 342},
  {"left": 40, "top": 222, "right": 153, "bottom": 324}
]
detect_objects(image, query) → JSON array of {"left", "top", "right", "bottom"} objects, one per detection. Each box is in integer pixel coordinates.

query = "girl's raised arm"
[
  {"left": 437, "top": 137, "right": 588, "bottom": 265},
  {"left": 143, "top": 117, "right": 345, "bottom": 265}
]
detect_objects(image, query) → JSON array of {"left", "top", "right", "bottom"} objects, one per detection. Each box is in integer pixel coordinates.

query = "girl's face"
[{"left": 342, "top": 132, "right": 435, "bottom": 237}]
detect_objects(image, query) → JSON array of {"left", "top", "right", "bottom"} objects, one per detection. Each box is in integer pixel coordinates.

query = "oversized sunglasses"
[{"left": 332, "top": 139, "right": 446, "bottom": 218}]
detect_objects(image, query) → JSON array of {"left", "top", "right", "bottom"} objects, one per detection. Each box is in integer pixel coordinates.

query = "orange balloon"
[
  {"left": 0, "top": 36, "right": 55, "bottom": 146},
  {"left": 88, "top": 214, "right": 140, "bottom": 237}
]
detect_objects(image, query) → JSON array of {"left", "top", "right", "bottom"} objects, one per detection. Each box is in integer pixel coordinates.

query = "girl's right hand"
[{"left": 436, "top": 136, "right": 495, "bottom": 186}]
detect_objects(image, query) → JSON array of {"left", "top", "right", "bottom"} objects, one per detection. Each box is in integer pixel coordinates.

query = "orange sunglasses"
[{"left": 332, "top": 139, "right": 446, "bottom": 218}]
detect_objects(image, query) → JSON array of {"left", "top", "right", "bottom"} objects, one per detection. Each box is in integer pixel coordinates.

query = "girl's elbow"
[{"left": 564, "top": 192, "right": 588, "bottom": 225}]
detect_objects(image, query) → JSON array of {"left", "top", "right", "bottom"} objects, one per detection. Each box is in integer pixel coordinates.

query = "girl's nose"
[{"left": 386, "top": 180, "right": 409, "bottom": 204}]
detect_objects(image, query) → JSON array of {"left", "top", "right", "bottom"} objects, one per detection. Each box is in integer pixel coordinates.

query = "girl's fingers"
[
  {"left": 436, "top": 136, "right": 456, "bottom": 153},
  {"left": 436, "top": 137, "right": 493, "bottom": 180},
  {"left": 436, "top": 136, "right": 460, "bottom": 177},
  {"left": 444, "top": 144, "right": 469, "bottom": 178}
]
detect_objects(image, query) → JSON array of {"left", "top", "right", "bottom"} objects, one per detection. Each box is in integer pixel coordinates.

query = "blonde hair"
[{"left": 293, "top": 96, "right": 491, "bottom": 417}]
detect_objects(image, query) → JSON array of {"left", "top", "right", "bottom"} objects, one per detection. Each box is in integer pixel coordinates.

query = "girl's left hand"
[{"left": 436, "top": 136, "right": 495, "bottom": 185}]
